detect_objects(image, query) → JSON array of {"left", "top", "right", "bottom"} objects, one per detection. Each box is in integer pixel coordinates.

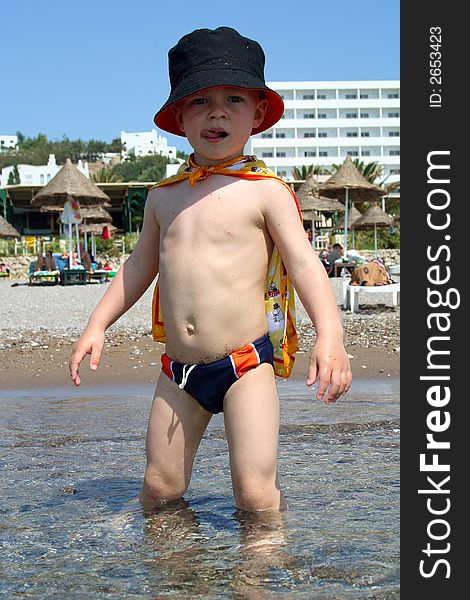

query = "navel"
[{"left": 186, "top": 322, "right": 196, "bottom": 335}]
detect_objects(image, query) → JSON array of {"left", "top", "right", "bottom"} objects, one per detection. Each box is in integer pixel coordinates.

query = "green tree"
[
  {"left": 7, "top": 165, "right": 20, "bottom": 185},
  {"left": 91, "top": 168, "right": 123, "bottom": 183}
]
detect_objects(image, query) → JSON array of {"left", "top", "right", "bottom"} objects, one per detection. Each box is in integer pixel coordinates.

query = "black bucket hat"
[{"left": 154, "top": 27, "right": 284, "bottom": 137}]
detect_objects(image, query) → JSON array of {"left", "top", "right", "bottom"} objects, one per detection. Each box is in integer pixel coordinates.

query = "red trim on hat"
[{"left": 154, "top": 86, "right": 284, "bottom": 137}]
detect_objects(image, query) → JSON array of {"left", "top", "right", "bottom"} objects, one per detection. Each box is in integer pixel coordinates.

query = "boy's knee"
[
  {"left": 142, "top": 466, "right": 188, "bottom": 502},
  {"left": 233, "top": 474, "right": 281, "bottom": 511}
]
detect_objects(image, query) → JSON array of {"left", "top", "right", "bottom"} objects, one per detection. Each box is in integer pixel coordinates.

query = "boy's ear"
[
  {"left": 252, "top": 97, "right": 268, "bottom": 129},
  {"left": 171, "top": 104, "right": 185, "bottom": 133}
]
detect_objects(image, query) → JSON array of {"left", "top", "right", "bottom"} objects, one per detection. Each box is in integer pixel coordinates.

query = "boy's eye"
[
  {"left": 192, "top": 98, "right": 207, "bottom": 105},
  {"left": 227, "top": 96, "right": 243, "bottom": 103}
]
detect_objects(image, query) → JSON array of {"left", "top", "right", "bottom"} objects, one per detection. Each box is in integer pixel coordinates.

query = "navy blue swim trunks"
[{"left": 161, "top": 334, "right": 274, "bottom": 414}]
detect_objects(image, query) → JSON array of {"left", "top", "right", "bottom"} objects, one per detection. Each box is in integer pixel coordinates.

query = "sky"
[{"left": 1, "top": 0, "right": 399, "bottom": 155}]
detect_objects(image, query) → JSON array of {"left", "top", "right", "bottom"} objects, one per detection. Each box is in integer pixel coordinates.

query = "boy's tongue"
[{"left": 202, "top": 128, "right": 227, "bottom": 140}]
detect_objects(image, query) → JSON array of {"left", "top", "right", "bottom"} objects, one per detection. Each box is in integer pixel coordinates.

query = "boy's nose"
[{"left": 208, "top": 102, "right": 227, "bottom": 120}]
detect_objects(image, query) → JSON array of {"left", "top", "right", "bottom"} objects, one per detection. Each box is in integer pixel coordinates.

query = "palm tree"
[
  {"left": 292, "top": 164, "right": 331, "bottom": 180},
  {"left": 292, "top": 165, "right": 314, "bottom": 181},
  {"left": 91, "top": 168, "right": 123, "bottom": 183}
]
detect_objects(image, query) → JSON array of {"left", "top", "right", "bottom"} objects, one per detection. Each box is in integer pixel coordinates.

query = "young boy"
[{"left": 70, "top": 26, "right": 352, "bottom": 513}]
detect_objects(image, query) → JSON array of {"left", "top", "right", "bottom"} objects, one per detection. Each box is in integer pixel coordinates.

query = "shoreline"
[
  {"left": 0, "top": 279, "right": 399, "bottom": 392},
  {"left": 0, "top": 328, "right": 399, "bottom": 392}
]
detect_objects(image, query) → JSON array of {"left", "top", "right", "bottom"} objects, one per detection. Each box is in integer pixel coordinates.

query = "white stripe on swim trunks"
[
  {"left": 251, "top": 342, "right": 261, "bottom": 365},
  {"left": 229, "top": 354, "right": 239, "bottom": 379},
  {"left": 170, "top": 360, "right": 175, "bottom": 382}
]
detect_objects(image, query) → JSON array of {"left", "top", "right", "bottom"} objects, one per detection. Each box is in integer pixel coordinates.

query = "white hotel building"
[{"left": 248, "top": 80, "right": 400, "bottom": 185}]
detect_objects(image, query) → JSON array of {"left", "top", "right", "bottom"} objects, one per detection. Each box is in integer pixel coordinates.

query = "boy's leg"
[
  {"left": 223, "top": 363, "right": 287, "bottom": 512},
  {"left": 139, "top": 372, "right": 212, "bottom": 509}
]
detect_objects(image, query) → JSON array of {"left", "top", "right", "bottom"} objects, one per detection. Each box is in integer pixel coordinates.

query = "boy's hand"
[
  {"left": 306, "top": 336, "right": 352, "bottom": 404},
  {"left": 69, "top": 328, "right": 105, "bottom": 387}
]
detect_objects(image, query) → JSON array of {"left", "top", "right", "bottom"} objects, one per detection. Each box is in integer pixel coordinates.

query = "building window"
[
  {"left": 317, "top": 113, "right": 327, "bottom": 119},
  {"left": 304, "top": 151, "right": 316, "bottom": 157},
  {"left": 276, "top": 133, "right": 286, "bottom": 138},
  {"left": 278, "top": 170, "right": 287, "bottom": 177},
  {"left": 262, "top": 152, "right": 273, "bottom": 158},
  {"left": 361, "top": 132, "right": 370, "bottom": 137},
  {"left": 346, "top": 113, "right": 357, "bottom": 119},
  {"left": 362, "top": 151, "right": 370, "bottom": 156},
  {"left": 317, "top": 94, "right": 326, "bottom": 100},
  {"left": 40, "top": 174, "right": 44, "bottom": 184},
  {"left": 389, "top": 131, "right": 400, "bottom": 137},
  {"left": 387, "top": 93, "right": 399, "bottom": 98},
  {"left": 276, "top": 152, "right": 286, "bottom": 157},
  {"left": 303, "top": 94, "right": 314, "bottom": 100},
  {"left": 345, "top": 94, "right": 357, "bottom": 99},
  {"left": 304, "top": 132, "right": 315, "bottom": 138},
  {"left": 361, "top": 113, "right": 369, "bottom": 118},
  {"left": 390, "top": 169, "right": 400, "bottom": 174},
  {"left": 303, "top": 113, "right": 315, "bottom": 119},
  {"left": 318, "top": 132, "right": 327, "bottom": 138},
  {"left": 388, "top": 112, "right": 399, "bottom": 118},
  {"left": 261, "top": 133, "right": 273, "bottom": 138},
  {"left": 390, "top": 150, "right": 400, "bottom": 156},
  {"left": 360, "top": 93, "right": 369, "bottom": 99},
  {"left": 319, "top": 151, "right": 328, "bottom": 157},
  {"left": 347, "top": 151, "right": 358, "bottom": 156},
  {"left": 346, "top": 132, "right": 358, "bottom": 137}
]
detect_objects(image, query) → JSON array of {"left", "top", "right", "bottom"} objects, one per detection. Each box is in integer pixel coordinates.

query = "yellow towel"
[{"left": 150, "top": 155, "right": 301, "bottom": 378}]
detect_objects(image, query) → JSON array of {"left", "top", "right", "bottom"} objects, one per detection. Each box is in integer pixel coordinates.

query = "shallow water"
[{"left": 0, "top": 378, "right": 399, "bottom": 599}]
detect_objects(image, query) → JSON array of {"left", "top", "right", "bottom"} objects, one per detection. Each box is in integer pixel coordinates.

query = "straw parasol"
[
  {"left": 351, "top": 204, "right": 393, "bottom": 257},
  {"left": 296, "top": 175, "right": 345, "bottom": 247},
  {"left": 79, "top": 223, "right": 117, "bottom": 235},
  {"left": 0, "top": 215, "right": 21, "bottom": 238},
  {"left": 319, "top": 156, "right": 386, "bottom": 256},
  {"left": 31, "top": 158, "right": 111, "bottom": 209}
]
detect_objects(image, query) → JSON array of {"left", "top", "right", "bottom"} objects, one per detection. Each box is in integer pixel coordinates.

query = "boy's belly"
[{"left": 158, "top": 272, "right": 269, "bottom": 364}]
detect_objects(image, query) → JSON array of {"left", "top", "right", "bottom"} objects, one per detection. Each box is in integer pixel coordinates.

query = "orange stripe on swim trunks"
[{"left": 231, "top": 343, "right": 260, "bottom": 378}]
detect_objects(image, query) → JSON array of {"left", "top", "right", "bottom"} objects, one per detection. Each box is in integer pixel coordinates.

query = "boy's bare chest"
[{"left": 157, "top": 180, "right": 264, "bottom": 242}]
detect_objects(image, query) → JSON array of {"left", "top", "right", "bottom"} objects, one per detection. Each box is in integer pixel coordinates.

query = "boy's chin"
[{"left": 193, "top": 147, "right": 246, "bottom": 165}]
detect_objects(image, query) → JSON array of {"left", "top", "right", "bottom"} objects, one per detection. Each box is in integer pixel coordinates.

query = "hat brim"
[{"left": 154, "top": 69, "right": 284, "bottom": 136}]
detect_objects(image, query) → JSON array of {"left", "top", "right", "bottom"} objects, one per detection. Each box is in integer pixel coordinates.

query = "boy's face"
[{"left": 172, "top": 87, "right": 267, "bottom": 165}]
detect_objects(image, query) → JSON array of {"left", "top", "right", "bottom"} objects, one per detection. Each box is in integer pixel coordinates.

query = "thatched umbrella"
[
  {"left": 319, "top": 156, "right": 386, "bottom": 256},
  {"left": 335, "top": 205, "right": 361, "bottom": 248},
  {"left": 0, "top": 215, "right": 21, "bottom": 238},
  {"left": 79, "top": 207, "right": 114, "bottom": 257},
  {"left": 296, "top": 176, "right": 345, "bottom": 247},
  {"left": 351, "top": 204, "right": 393, "bottom": 257},
  {"left": 31, "top": 158, "right": 111, "bottom": 209},
  {"left": 31, "top": 158, "right": 112, "bottom": 266}
]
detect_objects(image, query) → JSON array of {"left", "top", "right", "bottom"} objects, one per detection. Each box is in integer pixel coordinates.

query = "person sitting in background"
[
  {"left": 327, "top": 243, "right": 344, "bottom": 264},
  {"left": 103, "top": 261, "right": 113, "bottom": 271},
  {"left": 35, "top": 251, "right": 59, "bottom": 272},
  {"left": 0, "top": 262, "right": 11, "bottom": 276},
  {"left": 79, "top": 244, "right": 93, "bottom": 271},
  {"left": 318, "top": 250, "right": 332, "bottom": 276}
]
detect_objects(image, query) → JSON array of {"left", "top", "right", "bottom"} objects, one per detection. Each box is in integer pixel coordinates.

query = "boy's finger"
[
  {"left": 315, "top": 372, "right": 331, "bottom": 400},
  {"left": 324, "top": 381, "right": 341, "bottom": 403},
  {"left": 306, "top": 362, "right": 318, "bottom": 386},
  {"left": 90, "top": 346, "right": 102, "bottom": 370}
]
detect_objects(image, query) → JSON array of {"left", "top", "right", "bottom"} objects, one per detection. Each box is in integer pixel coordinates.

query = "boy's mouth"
[{"left": 202, "top": 128, "right": 229, "bottom": 142}]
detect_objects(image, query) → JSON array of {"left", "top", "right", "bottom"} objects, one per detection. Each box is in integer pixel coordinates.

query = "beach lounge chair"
[
  {"left": 342, "top": 279, "right": 400, "bottom": 313},
  {"left": 28, "top": 253, "right": 66, "bottom": 285}
]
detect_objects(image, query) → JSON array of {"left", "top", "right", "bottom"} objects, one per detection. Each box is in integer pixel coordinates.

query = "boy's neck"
[{"left": 191, "top": 150, "right": 248, "bottom": 167}]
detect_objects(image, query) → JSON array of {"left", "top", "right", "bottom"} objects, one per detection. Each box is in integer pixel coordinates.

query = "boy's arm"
[
  {"left": 259, "top": 180, "right": 352, "bottom": 403},
  {"left": 70, "top": 190, "right": 161, "bottom": 386}
]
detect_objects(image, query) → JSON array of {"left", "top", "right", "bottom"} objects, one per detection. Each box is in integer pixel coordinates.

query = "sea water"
[{"left": 0, "top": 378, "right": 399, "bottom": 599}]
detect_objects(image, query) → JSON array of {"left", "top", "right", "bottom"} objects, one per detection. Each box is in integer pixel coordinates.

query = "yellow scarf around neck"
[{"left": 149, "top": 154, "right": 301, "bottom": 378}]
